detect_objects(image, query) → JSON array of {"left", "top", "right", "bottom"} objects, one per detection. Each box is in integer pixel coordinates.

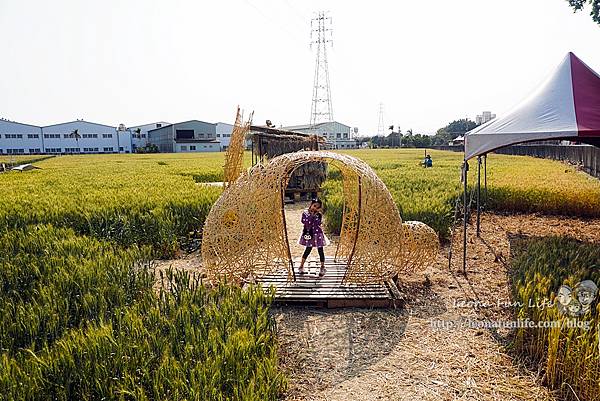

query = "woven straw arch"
[
  {"left": 204, "top": 151, "right": 400, "bottom": 283},
  {"left": 202, "top": 151, "right": 438, "bottom": 284}
]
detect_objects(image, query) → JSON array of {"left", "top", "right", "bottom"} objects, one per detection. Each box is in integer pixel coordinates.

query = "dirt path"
[{"left": 274, "top": 211, "right": 600, "bottom": 401}]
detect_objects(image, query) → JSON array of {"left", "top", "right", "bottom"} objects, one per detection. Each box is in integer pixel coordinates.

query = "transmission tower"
[
  {"left": 309, "top": 11, "right": 333, "bottom": 126},
  {"left": 377, "top": 103, "right": 385, "bottom": 136}
]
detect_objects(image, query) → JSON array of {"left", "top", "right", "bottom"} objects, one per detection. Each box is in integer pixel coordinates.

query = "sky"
[{"left": 1, "top": 0, "right": 599, "bottom": 136}]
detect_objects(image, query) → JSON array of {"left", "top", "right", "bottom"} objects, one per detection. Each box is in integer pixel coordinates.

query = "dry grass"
[{"left": 274, "top": 212, "right": 600, "bottom": 401}]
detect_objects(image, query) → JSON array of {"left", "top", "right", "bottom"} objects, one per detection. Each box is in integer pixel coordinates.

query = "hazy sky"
[{"left": 1, "top": 0, "right": 599, "bottom": 135}]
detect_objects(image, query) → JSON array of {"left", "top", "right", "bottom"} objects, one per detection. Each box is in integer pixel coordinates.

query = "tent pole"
[
  {"left": 462, "top": 161, "right": 469, "bottom": 275},
  {"left": 484, "top": 154, "right": 487, "bottom": 207},
  {"left": 476, "top": 156, "right": 481, "bottom": 237}
]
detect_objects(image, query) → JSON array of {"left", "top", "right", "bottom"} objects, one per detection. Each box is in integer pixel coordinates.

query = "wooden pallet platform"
[{"left": 255, "top": 257, "right": 402, "bottom": 308}]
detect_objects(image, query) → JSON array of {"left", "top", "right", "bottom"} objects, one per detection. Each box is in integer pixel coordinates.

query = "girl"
[{"left": 298, "top": 198, "right": 330, "bottom": 277}]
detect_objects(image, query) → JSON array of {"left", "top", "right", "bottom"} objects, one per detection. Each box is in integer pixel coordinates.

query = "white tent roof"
[{"left": 464, "top": 53, "right": 600, "bottom": 160}]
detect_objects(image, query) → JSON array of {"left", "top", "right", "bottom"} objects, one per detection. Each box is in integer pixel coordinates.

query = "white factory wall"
[
  {"left": 216, "top": 122, "right": 233, "bottom": 150},
  {"left": 41, "top": 120, "right": 131, "bottom": 154},
  {"left": 0, "top": 120, "right": 44, "bottom": 154},
  {"left": 175, "top": 142, "right": 220, "bottom": 152}
]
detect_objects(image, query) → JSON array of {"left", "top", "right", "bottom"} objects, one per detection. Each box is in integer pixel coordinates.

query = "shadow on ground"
[{"left": 273, "top": 282, "right": 446, "bottom": 397}]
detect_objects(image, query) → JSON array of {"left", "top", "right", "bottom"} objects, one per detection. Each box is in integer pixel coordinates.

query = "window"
[
  {"left": 46, "top": 148, "right": 61, "bottom": 153},
  {"left": 181, "top": 146, "right": 188, "bottom": 151},
  {"left": 175, "top": 129, "right": 194, "bottom": 139},
  {"left": 7, "top": 149, "right": 25, "bottom": 154},
  {"left": 141, "top": 134, "right": 146, "bottom": 138},
  {"left": 28, "top": 134, "right": 39, "bottom": 139},
  {"left": 103, "top": 147, "right": 114, "bottom": 152},
  {"left": 82, "top": 133, "right": 98, "bottom": 139},
  {"left": 343, "top": 133, "right": 348, "bottom": 139},
  {"left": 63, "top": 134, "right": 70, "bottom": 138},
  {"left": 28, "top": 148, "right": 41, "bottom": 153},
  {"left": 119, "top": 147, "right": 124, "bottom": 151},
  {"left": 65, "top": 147, "right": 81, "bottom": 153},
  {"left": 156, "top": 123, "right": 162, "bottom": 128},
  {"left": 102, "top": 133, "right": 113, "bottom": 138},
  {"left": 44, "top": 134, "right": 60, "bottom": 139},
  {"left": 190, "top": 146, "right": 196, "bottom": 151},
  {"left": 5, "top": 134, "right": 23, "bottom": 139},
  {"left": 336, "top": 133, "right": 341, "bottom": 139},
  {"left": 216, "top": 134, "right": 221, "bottom": 137}
]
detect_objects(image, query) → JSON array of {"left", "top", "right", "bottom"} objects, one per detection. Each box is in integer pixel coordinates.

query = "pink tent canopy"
[{"left": 464, "top": 52, "right": 600, "bottom": 160}]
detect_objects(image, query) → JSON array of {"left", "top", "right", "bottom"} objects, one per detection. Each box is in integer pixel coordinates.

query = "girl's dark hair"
[{"left": 310, "top": 198, "right": 322, "bottom": 207}]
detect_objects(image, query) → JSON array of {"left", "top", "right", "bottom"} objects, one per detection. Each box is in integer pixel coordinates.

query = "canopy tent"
[
  {"left": 465, "top": 52, "right": 600, "bottom": 161},
  {"left": 459, "top": 52, "right": 600, "bottom": 272}
]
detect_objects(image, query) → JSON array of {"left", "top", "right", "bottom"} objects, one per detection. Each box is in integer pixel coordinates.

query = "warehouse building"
[
  {"left": 216, "top": 122, "right": 234, "bottom": 150},
  {"left": 283, "top": 121, "right": 359, "bottom": 149},
  {"left": 42, "top": 120, "right": 131, "bottom": 154},
  {"left": 0, "top": 119, "right": 133, "bottom": 154},
  {"left": 127, "top": 121, "right": 170, "bottom": 151},
  {"left": 148, "top": 120, "right": 220, "bottom": 153},
  {"left": 0, "top": 119, "right": 43, "bottom": 155}
]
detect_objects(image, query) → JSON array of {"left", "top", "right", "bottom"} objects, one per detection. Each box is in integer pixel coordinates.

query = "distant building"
[
  {"left": 450, "top": 135, "right": 465, "bottom": 146},
  {"left": 0, "top": 119, "right": 132, "bottom": 155},
  {"left": 282, "top": 121, "right": 359, "bottom": 149},
  {"left": 476, "top": 111, "right": 496, "bottom": 125},
  {"left": 0, "top": 119, "right": 43, "bottom": 155},
  {"left": 128, "top": 121, "right": 170, "bottom": 151},
  {"left": 148, "top": 120, "right": 220, "bottom": 153},
  {"left": 42, "top": 120, "right": 131, "bottom": 154},
  {"left": 216, "top": 122, "right": 234, "bottom": 150}
]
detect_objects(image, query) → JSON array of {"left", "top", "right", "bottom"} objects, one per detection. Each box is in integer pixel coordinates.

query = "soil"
[
  {"left": 154, "top": 203, "right": 600, "bottom": 400},
  {"left": 274, "top": 209, "right": 600, "bottom": 401}
]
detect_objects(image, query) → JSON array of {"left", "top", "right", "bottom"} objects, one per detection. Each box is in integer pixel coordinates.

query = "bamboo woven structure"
[
  {"left": 400, "top": 221, "right": 439, "bottom": 273},
  {"left": 202, "top": 150, "right": 439, "bottom": 285},
  {"left": 223, "top": 107, "right": 253, "bottom": 189}
]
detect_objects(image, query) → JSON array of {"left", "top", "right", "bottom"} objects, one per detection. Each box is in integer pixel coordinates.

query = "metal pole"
[
  {"left": 462, "top": 161, "right": 469, "bottom": 274},
  {"left": 484, "top": 154, "right": 488, "bottom": 207},
  {"left": 476, "top": 156, "right": 481, "bottom": 237}
]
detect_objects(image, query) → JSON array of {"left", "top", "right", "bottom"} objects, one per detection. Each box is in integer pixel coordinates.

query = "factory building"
[
  {"left": 147, "top": 120, "right": 220, "bottom": 153},
  {"left": 0, "top": 119, "right": 43, "bottom": 155},
  {"left": 42, "top": 120, "right": 131, "bottom": 154},
  {"left": 127, "top": 121, "right": 170, "bottom": 152},
  {"left": 0, "top": 119, "right": 131, "bottom": 154},
  {"left": 282, "top": 121, "right": 359, "bottom": 149},
  {"left": 216, "top": 122, "right": 234, "bottom": 150}
]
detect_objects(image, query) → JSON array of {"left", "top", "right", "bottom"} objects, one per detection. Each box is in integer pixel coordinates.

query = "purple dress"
[{"left": 298, "top": 210, "right": 330, "bottom": 248}]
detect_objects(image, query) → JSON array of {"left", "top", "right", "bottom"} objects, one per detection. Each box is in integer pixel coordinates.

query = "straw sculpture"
[
  {"left": 223, "top": 107, "right": 253, "bottom": 188},
  {"left": 203, "top": 150, "right": 438, "bottom": 284},
  {"left": 400, "top": 221, "right": 440, "bottom": 273}
]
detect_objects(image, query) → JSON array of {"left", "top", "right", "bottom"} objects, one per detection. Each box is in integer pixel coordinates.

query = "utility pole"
[{"left": 309, "top": 11, "right": 334, "bottom": 127}]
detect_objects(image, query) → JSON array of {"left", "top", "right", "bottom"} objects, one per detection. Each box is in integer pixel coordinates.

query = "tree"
[{"left": 566, "top": 0, "right": 600, "bottom": 24}]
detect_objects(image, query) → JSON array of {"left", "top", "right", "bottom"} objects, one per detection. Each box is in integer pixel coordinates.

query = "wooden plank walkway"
[{"left": 256, "top": 256, "right": 402, "bottom": 308}]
